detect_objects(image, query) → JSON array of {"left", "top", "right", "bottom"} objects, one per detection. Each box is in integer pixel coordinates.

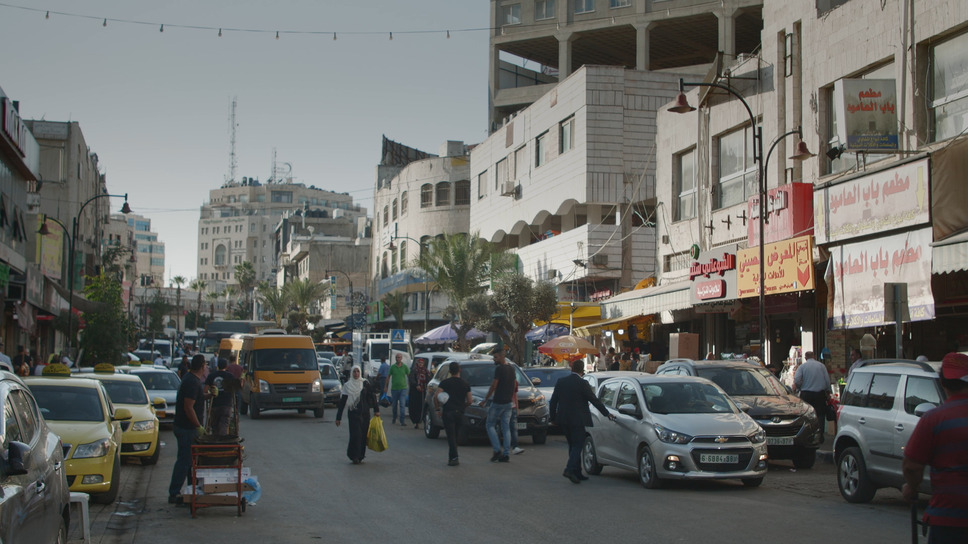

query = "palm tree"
[
  {"left": 283, "top": 278, "right": 328, "bottom": 314},
  {"left": 256, "top": 283, "right": 291, "bottom": 327},
  {"left": 205, "top": 291, "right": 221, "bottom": 320},
  {"left": 171, "top": 275, "right": 186, "bottom": 334},
  {"left": 189, "top": 278, "right": 207, "bottom": 327},
  {"left": 235, "top": 262, "right": 257, "bottom": 319},
  {"left": 382, "top": 292, "right": 408, "bottom": 329}
]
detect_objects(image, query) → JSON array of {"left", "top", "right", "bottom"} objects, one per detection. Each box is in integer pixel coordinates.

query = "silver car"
[
  {"left": 127, "top": 367, "right": 181, "bottom": 426},
  {"left": 582, "top": 374, "right": 768, "bottom": 488}
]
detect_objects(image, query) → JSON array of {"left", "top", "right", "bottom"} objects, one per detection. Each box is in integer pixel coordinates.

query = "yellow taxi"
[
  {"left": 24, "top": 364, "right": 129, "bottom": 504},
  {"left": 82, "top": 364, "right": 163, "bottom": 465}
]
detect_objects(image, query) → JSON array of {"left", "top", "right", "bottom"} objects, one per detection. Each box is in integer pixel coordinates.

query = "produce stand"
[{"left": 188, "top": 443, "right": 245, "bottom": 517}]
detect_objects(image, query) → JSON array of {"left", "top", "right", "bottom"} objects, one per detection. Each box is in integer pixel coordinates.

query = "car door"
[
  {"left": 895, "top": 375, "right": 944, "bottom": 490},
  {"left": 613, "top": 380, "right": 644, "bottom": 468},
  {"left": 592, "top": 381, "right": 620, "bottom": 463},
  {"left": 860, "top": 373, "right": 902, "bottom": 478},
  {"left": 2, "top": 384, "right": 51, "bottom": 544}
]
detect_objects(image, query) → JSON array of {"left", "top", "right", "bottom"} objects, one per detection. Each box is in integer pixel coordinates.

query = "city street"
[{"left": 70, "top": 411, "right": 919, "bottom": 543}]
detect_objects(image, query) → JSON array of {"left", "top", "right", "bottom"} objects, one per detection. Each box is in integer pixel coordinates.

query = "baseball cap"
[{"left": 941, "top": 352, "right": 968, "bottom": 382}]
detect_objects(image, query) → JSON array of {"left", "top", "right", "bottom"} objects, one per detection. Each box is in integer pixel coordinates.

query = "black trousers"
[
  {"left": 442, "top": 410, "right": 461, "bottom": 460},
  {"left": 560, "top": 424, "right": 586, "bottom": 475},
  {"left": 800, "top": 390, "right": 828, "bottom": 433}
]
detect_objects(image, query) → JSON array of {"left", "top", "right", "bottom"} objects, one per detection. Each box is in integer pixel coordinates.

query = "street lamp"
[
  {"left": 39, "top": 193, "right": 132, "bottom": 354},
  {"left": 671, "top": 80, "right": 812, "bottom": 362}
]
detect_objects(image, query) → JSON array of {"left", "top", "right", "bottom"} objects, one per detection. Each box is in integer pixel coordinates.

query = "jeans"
[
  {"left": 390, "top": 389, "right": 408, "bottom": 425},
  {"left": 442, "top": 410, "right": 461, "bottom": 461},
  {"left": 168, "top": 425, "right": 197, "bottom": 498},
  {"left": 486, "top": 402, "right": 512, "bottom": 456},
  {"left": 510, "top": 408, "right": 519, "bottom": 448},
  {"left": 561, "top": 424, "right": 586, "bottom": 475}
]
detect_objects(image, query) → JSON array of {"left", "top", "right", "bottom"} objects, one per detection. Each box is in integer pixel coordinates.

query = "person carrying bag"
[{"left": 335, "top": 366, "right": 381, "bottom": 464}]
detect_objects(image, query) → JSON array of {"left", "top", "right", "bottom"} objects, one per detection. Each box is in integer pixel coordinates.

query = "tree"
[
  {"left": 189, "top": 278, "right": 207, "bottom": 328},
  {"left": 235, "top": 262, "right": 257, "bottom": 319},
  {"left": 146, "top": 292, "right": 172, "bottom": 337},
  {"left": 171, "top": 275, "right": 186, "bottom": 333},
  {"left": 416, "top": 232, "right": 516, "bottom": 350},
  {"left": 79, "top": 273, "right": 133, "bottom": 366},
  {"left": 382, "top": 292, "right": 408, "bottom": 329},
  {"left": 100, "top": 245, "right": 133, "bottom": 283},
  {"left": 469, "top": 274, "right": 558, "bottom": 362},
  {"left": 205, "top": 291, "right": 221, "bottom": 320},
  {"left": 283, "top": 278, "right": 328, "bottom": 334},
  {"left": 256, "top": 283, "right": 291, "bottom": 327}
]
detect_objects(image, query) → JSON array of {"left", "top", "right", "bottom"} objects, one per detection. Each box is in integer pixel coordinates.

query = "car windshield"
[
  {"left": 29, "top": 385, "right": 105, "bottom": 422},
  {"left": 695, "top": 367, "right": 785, "bottom": 396},
  {"left": 524, "top": 368, "right": 570, "bottom": 387},
  {"left": 135, "top": 372, "right": 180, "bottom": 390},
  {"left": 253, "top": 348, "right": 318, "bottom": 371},
  {"left": 100, "top": 381, "right": 149, "bottom": 405},
  {"left": 642, "top": 382, "right": 735, "bottom": 414},
  {"left": 319, "top": 364, "right": 338, "bottom": 379}
]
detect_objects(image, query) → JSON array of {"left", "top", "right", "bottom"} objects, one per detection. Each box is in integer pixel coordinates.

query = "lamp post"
[
  {"left": 39, "top": 193, "right": 132, "bottom": 354},
  {"left": 671, "top": 80, "right": 812, "bottom": 363}
]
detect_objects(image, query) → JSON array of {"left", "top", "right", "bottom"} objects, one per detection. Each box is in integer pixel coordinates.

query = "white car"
[{"left": 126, "top": 367, "right": 181, "bottom": 426}]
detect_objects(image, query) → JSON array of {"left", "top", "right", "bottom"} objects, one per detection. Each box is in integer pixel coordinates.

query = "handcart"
[{"left": 189, "top": 443, "right": 245, "bottom": 518}]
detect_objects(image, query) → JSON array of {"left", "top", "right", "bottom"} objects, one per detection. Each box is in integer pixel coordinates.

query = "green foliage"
[
  {"left": 146, "top": 292, "right": 172, "bottom": 335},
  {"left": 382, "top": 292, "right": 408, "bottom": 329},
  {"left": 79, "top": 273, "right": 133, "bottom": 366},
  {"left": 256, "top": 283, "right": 291, "bottom": 327},
  {"left": 283, "top": 278, "right": 328, "bottom": 314},
  {"left": 471, "top": 274, "right": 558, "bottom": 362},
  {"left": 234, "top": 262, "right": 257, "bottom": 318},
  {"left": 100, "top": 245, "right": 133, "bottom": 282},
  {"left": 185, "top": 309, "right": 208, "bottom": 330}
]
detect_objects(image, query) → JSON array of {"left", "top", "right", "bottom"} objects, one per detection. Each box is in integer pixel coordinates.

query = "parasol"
[
  {"left": 525, "top": 323, "right": 570, "bottom": 342},
  {"left": 414, "top": 323, "right": 486, "bottom": 345},
  {"left": 538, "top": 335, "right": 599, "bottom": 362}
]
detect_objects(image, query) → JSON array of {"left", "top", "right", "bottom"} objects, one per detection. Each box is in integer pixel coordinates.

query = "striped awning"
[
  {"left": 600, "top": 281, "right": 691, "bottom": 318},
  {"left": 932, "top": 230, "right": 968, "bottom": 274}
]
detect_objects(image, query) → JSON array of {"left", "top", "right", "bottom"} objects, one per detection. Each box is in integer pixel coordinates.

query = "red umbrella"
[{"left": 538, "top": 335, "right": 598, "bottom": 362}]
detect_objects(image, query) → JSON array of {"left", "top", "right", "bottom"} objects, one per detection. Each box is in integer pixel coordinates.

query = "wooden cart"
[{"left": 188, "top": 444, "right": 245, "bottom": 518}]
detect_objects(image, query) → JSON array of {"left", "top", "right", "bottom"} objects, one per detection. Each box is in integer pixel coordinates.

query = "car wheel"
[
  {"left": 143, "top": 441, "right": 161, "bottom": 465},
  {"left": 94, "top": 455, "right": 121, "bottom": 504},
  {"left": 239, "top": 400, "right": 248, "bottom": 415},
  {"left": 531, "top": 429, "right": 547, "bottom": 445},
  {"left": 742, "top": 477, "right": 764, "bottom": 488},
  {"left": 581, "top": 436, "right": 603, "bottom": 475},
  {"left": 638, "top": 446, "right": 663, "bottom": 489},
  {"left": 838, "top": 446, "right": 876, "bottom": 503},
  {"left": 423, "top": 411, "right": 440, "bottom": 439},
  {"left": 313, "top": 406, "right": 324, "bottom": 418},
  {"left": 792, "top": 447, "right": 817, "bottom": 469},
  {"left": 249, "top": 398, "right": 261, "bottom": 420}
]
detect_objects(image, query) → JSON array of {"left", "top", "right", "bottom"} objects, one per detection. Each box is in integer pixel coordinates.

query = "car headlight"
[
  {"left": 749, "top": 428, "right": 766, "bottom": 444},
  {"left": 73, "top": 438, "right": 111, "bottom": 459},
  {"left": 802, "top": 405, "right": 819, "bottom": 423},
  {"left": 131, "top": 420, "right": 156, "bottom": 432},
  {"left": 653, "top": 424, "right": 693, "bottom": 444},
  {"left": 312, "top": 379, "right": 322, "bottom": 393},
  {"left": 258, "top": 379, "right": 270, "bottom": 394}
]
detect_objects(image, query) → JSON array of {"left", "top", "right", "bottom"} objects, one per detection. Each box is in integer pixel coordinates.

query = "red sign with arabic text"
[{"left": 748, "top": 183, "right": 814, "bottom": 246}]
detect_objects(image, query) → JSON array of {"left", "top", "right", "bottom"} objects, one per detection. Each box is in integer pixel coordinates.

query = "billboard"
[
  {"left": 834, "top": 78, "right": 898, "bottom": 152},
  {"left": 737, "top": 235, "right": 815, "bottom": 299}
]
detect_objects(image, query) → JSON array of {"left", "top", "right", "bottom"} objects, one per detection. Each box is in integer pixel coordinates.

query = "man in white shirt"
[{"left": 795, "top": 351, "right": 830, "bottom": 441}]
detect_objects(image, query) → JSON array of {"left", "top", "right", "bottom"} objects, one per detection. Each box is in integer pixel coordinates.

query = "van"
[
  {"left": 218, "top": 336, "right": 245, "bottom": 367},
  {"left": 238, "top": 333, "right": 324, "bottom": 419}
]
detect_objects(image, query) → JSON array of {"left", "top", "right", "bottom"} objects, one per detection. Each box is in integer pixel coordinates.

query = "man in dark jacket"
[{"left": 550, "top": 359, "right": 615, "bottom": 484}]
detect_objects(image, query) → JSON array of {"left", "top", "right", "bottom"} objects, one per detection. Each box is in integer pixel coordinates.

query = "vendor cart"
[{"left": 189, "top": 443, "right": 245, "bottom": 517}]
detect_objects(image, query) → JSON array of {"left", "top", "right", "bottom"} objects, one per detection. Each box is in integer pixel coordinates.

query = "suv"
[
  {"left": 656, "top": 359, "right": 822, "bottom": 468},
  {"left": 833, "top": 359, "right": 943, "bottom": 503}
]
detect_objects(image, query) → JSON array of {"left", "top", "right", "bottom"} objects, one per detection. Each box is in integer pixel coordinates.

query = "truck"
[{"left": 351, "top": 330, "right": 413, "bottom": 377}]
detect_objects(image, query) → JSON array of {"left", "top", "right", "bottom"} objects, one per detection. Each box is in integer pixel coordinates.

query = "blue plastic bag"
[{"left": 242, "top": 478, "right": 261, "bottom": 506}]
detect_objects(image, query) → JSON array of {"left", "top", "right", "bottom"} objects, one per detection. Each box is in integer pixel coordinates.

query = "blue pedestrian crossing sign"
[{"left": 391, "top": 329, "right": 406, "bottom": 343}]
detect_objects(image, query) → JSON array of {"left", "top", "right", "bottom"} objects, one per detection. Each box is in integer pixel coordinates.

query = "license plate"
[
  {"left": 516, "top": 422, "right": 527, "bottom": 430},
  {"left": 283, "top": 397, "right": 302, "bottom": 403},
  {"left": 767, "top": 436, "right": 795, "bottom": 446},
  {"left": 700, "top": 453, "right": 738, "bottom": 464}
]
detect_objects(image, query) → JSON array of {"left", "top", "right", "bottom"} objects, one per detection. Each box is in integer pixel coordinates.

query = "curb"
[{"left": 817, "top": 449, "right": 834, "bottom": 464}]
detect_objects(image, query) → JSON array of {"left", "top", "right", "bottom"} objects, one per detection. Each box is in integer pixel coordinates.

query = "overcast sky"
[{"left": 0, "top": 0, "right": 491, "bottom": 282}]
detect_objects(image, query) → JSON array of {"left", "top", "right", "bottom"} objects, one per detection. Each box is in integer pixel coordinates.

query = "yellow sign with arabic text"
[{"left": 736, "top": 235, "right": 814, "bottom": 299}]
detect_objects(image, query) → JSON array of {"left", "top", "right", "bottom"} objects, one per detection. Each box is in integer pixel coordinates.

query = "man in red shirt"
[{"left": 903, "top": 352, "right": 968, "bottom": 543}]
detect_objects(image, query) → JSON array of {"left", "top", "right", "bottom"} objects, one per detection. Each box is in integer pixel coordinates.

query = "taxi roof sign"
[
  {"left": 42, "top": 363, "right": 72, "bottom": 377},
  {"left": 93, "top": 363, "right": 116, "bottom": 374}
]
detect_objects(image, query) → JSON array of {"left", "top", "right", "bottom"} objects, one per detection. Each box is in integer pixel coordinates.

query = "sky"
[{"left": 0, "top": 0, "right": 491, "bottom": 283}]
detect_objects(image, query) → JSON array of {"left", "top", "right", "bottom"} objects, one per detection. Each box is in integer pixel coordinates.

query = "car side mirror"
[
  {"left": 734, "top": 401, "right": 751, "bottom": 413},
  {"left": 618, "top": 403, "right": 641, "bottom": 418},
  {"left": 3, "top": 441, "right": 30, "bottom": 476},
  {"left": 531, "top": 377, "right": 541, "bottom": 386},
  {"left": 113, "top": 408, "right": 133, "bottom": 421},
  {"left": 913, "top": 402, "right": 937, "bottom": 417}
]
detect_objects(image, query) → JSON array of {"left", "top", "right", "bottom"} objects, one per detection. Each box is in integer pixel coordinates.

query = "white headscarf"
[{"left": 343, "top": 366, "right": 364, "bottom": 409}]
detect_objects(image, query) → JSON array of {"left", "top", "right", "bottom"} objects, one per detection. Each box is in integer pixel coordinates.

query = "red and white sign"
[
  {"left": 689, "top": 254, "right": 735, "bottom": 280},
  {"left": 689, "top": 244, "right": 739, "bottom": 306},
  {"left": 748, "top": 183, "right": 814, "bottom": 246},
  {"left": 695, "top": 280, "right": 725, "bottom": 300}
]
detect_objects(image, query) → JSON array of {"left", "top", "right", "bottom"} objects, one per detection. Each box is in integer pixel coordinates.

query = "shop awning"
[
  {"left": 932, "top": 230, "right": 968, "bottom": 274},
  {"left": 537, "top": 302, "right": 602, "bottom": 329},
  {"left": 600, "top": 281, "right": 691, "bottom": 317},
  {"left": 573, "top": 313, "right": 653, "bottom": 337},
  {"left": 49, "top": 280, "right": 108, "bottom": 314}
]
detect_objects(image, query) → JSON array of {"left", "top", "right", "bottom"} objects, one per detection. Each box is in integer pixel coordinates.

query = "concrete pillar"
[
  {"left": 558, "top": 31, "right": 574, "bottom": 80},
  {"left": 635, "top": 24, "right": 650, "bottom": 71},
  {"left": 717, "top": 11, "right": 736, "bottom": 60}
]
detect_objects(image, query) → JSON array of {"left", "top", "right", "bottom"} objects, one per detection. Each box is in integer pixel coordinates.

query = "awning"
[
  {"left": 573, "top": 313, "right": 654, "bottom": 337},
  {"left": 600, "top": 281, "right": 691, "bottom": 317},
  {"left": 49, "top": 280, "right": 109, "bottom": 313},
  {"left": 538, "top": 302, "right": 602, "bottom": 329},
  {"left": 932, "top": 230, "right": 968, "bottom": 274}
]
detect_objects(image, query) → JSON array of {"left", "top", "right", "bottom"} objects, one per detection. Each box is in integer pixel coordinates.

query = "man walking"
[
  {"left": 385, "top": 353, "right": 410, "bottom": 426},
  {"left": 205, "top": 358, "right": 236, "bottom": 436},
  {"left": 794, "top": 351, "right": 830, "bottom": 442},
  {"left": 434, "top": 362, "right": 472, "bottom": 466},
  {"left": 480, "top": 347, "right": 515, "bottom": 462},
  {"left": 375, "top": 358, "right": 390, "bottom": 394},
  {"left": 550, "top": 359, "right": 615, "bottom": 484},
  {"left": 902, "top": 353, "right": 968, "bottom": 542},
  {"left": 168, "top": 355, "right": 210, "bottom": 504}
]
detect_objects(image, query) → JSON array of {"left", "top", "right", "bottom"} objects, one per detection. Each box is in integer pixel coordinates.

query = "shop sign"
[
  {"left": 827, "top": 227, "right": 934, "bottom": 329},
  {"left": 834, "top": 79, "right": 898, "bottom": 152},
  {"left": 694, "top": 299, "right": 741, "bottom": 314},
  {"left": 689, "top": 244, "right": 738, "bottom": 306},
  {"left": 1, "top": 97, "right": 27, "bottom": 157},
  {"left": 589, "top": 289, "right": 612, "bottom": 302},
  {"left": 695, "top": 280, "right": 725, "bottom": 300},
  {"left": 736, "top": 235, "right": 814, "bottom": 298},
  {"left": 814, "top": 158, "right": 929, "bottom": 245},
  {"left": 748, "top": 183, "right": 814, "bottom": 246},
  {"left": 38, "top": 215, "right": 64, "bottom": 280},
  {"left": 689, "top": 254, "right": 735, "bottom": 280}
]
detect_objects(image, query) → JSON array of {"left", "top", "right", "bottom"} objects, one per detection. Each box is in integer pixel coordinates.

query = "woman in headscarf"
[
  {"left": 408, "top": 358, "right": 431, "bottom": 428},
  {"left": 335, "top": 366, "right": 380, "bottom": 464}
]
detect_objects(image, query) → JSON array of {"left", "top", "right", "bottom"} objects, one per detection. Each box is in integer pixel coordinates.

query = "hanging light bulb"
[
  {"left": 446, "top": 30, "right": 450, "bottom": 39},
  {"left": 218, "top": 28, "right": 222, "bottom": 37},
  {"left": 159, "top": 24, "right": 164, "bottom": 32},
  {"left": 389, "top": 32, "right": 393, "bottom": 41},
  {"left": 103, "top": 18, "right": 107, "bottom": 27},
  {"left": 332, "top": 32, "right": 337, "bottom": 40},
  {"left": 275, "top": 31, "right": 279, "bottom": 40}
]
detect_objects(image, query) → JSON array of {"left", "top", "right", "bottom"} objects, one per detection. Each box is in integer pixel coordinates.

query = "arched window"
[
  {"left": 214, "top": 244, "right": 227, "bottom": 266},
  {"left": 399, "top": 240, "right": 407, "bottom": 268},
  {"left": 401, "top": 191, "right": 408, "bottom": 215},
  {"left": 381, "top": 253, "right": 390, "bottom": 279},
  {"left": 383, "top": 205, "right": 389, "bottom": 226},
  {"left": 392, "top": 199, "right": 398, "bottom": 220},
  {"left": 435, "top": 182, "right": 451, "bottom": 206},
  {"left": 421, "top": 184, "right": 433, "bottom": 208}
]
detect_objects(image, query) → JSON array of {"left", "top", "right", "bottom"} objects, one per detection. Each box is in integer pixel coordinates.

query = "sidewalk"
[{"left": 817, "top": 427, "right": 837, "bottom": 464}]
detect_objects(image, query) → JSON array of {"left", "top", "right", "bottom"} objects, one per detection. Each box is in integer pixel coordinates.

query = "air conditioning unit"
[
  {"left": 590, "top": 254, "right": 608, "bottom": 267},
  {"left": 546, "top": 269, "right": 558, "bottom": 280},
  {"left": 501, "top": 181, "right": 516, "bottom": 196}
]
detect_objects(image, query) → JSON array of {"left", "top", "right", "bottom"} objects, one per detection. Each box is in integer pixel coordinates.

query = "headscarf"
[{"left": 343, "top": 366, "right": 365, "bottom": 409}]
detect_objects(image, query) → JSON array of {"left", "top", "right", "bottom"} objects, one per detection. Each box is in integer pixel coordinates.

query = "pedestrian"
[
  {"left": 794, "top": 351, "right": 830, "bottom": 443},
  {"left": 154, "top": 352, "right": 166, "bottom": 367},
  {"left": 205, "top": 358, "right": 236, "bottom": 436},
  {"left": 550, "top": 359, "right": 615, "bottom": 484},
  {"left": 385, "top": 353, "right": 410, "bottom": 427},
  {"left": 618, "top": 352, "right": 632, "bottom": 371},
  {"left": 600, "top": 347, "right": 615, "bottom": 371},
  {"left": 847, "top": 348, "right": 864, "bottom": 374},
  {"left": 339, "top": 352, "right": 354, "bottom": 381},
  {"left": 168, "top": 354, "right": 211, "bottom": 504},
  {"left": 434, "top": 361, "right": 472, "bottom": 466},
  {"left": 335, "top": 366, "right": 380, "bottom": 464},
  {"left": 176, "top": 355, "right": 190, "bottom": 379},
  {"left": 375, "top": 358, "right": 390, "bottom": 393},
  {"left": 902, "top": 352, "right": 968, "bottom": 542},
  {"left": 408, "top": 357, "right": 431, "bottom": 429},
  {"left": 13, "top": 345, "right": 30, "bottom": 377},
  {"left": 480, "top": 347, "right": 515, "bottom": 463}
]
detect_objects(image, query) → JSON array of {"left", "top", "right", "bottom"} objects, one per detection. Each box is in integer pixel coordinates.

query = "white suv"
[{"left": 833, "top": 359, "right": 944, "bottom": 503}]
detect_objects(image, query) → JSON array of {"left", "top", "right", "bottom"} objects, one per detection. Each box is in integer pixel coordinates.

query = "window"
[
  {"left": 502, "top": 3, "right": 521, "bottom": 25},
  {"left": 421, "top": 184, "right": 433, "bottom": 208},
  {"left": 383, "top": 205, "right": 389, "bottom": 226},
  {"left": 617, "top": 382, "right": 638, "bottom": 408},
  {"left": 675, "top": 149, "right": 697, "bottom": 221},
  {"left": 496, "top": 159, "right": 509, "bottom": 191},
  {"left": 214, "top": 244, "right": 227, "bottom": 266},
  {"left": 455, "top": 180, "right": 471, "bottom": 205},
  {"left": 392, "top": 199, "right": 398, "bottom": 220},
  {"left": 401, "top": 192, "right": 408, "bottom": 215},
  {"left": 599, "top": 380, "right": 618, "bottom": 406},
  {"left": 575, "top": 0, "right": 594, "bottom": 14},
  {"left": 931, "top": 32, "right": 968, "bottom": 142},
  {"left": 536, "top": 0, "right": 556, "bottom": 19},
  {"left": 515, "top": 147, "right": 528, "bottom": 179},
  {"left": 400, "top": 241, "right": 407, "bottom": 267},
  {"left": 270, "top": 191, "right": 293, "bottom": 203},
  {"left": 841, "top": 372, "right": 872, "bottom": 407},
  {"left": 609, "top": 0, "right": 630, "bottom": 7},
  {"left": 866, "top": 374, "right": 900, "bottom": 410},
  {"left": 536, "top": 131, "right": 550, "bottom": 167},
  {"left": 716, "top": 125, "right": 757, "bottom": 209},
  {"left": 478, "top": 172, "right": 487, "bottom": 200},
  {"left": 903, "top": 376, "right": 943, "bottom": 415},
  {"left": 559, "top": 116, "right": 575, "bottom": 154},
  {"left": 435, "top": 182, "right": 451, "bottom": 206}
]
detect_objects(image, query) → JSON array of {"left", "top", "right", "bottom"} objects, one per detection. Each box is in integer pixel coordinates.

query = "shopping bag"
[
  {"left": 379, "top": 393, "right": 391, "bottom": 408},
  {"left": 366, "top": 416, "right": 389, "bottom": 452}
]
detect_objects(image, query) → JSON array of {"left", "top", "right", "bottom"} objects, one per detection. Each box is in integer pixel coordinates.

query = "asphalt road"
[{"left": 68, "top": 411, "right": 920, "bottom": 544}]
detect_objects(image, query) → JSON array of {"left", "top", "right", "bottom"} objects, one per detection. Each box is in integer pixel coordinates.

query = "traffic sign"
[{"left": 391, "top": 329, "right": 405, "bottom": 342}]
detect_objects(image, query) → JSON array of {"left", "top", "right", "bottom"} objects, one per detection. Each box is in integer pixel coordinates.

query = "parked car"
[
  {"left": 423, "top": 358, "right": 550, "bottom": 445},
  {"left": 316, "top": 350, "right": 338, "bottom": 362},
  {"left": 582, "top": 374, "right": 768, "bottom": 489},
  {"left": 582, "top": 370, "right": 649, "bottom": 391},
  {"left": 414, "top": 352, "right": 478, "bottom": 374},
  {"left": 318, "top": 362, "right": 343, "bottom": 406},
  {"left": 127, "top": 367, "right": 181, "bottom": 427},
  {"left": 833, "top": 359, "right": 943, "bottom": 503},
  {"left": 81, "top": 371, "right": 163, "bottom": 465},
  {"left": 523, "top": 366, "right": 573, "bottom": 401},
  {"left": 1, "top": 370, "right": 71, "bottom": 543},
  {"left": 25, "top": 370, "right": 129, "bottom": 504},
  {"left": 656, "top": 359, "right": 822, "bottom": 468},
  {"left": 132, "top": 350, "right": 163, "bottom": 367}
]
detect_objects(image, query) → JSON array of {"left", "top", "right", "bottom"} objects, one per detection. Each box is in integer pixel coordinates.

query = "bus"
[{"left": 197, "top": 320, "right": 276, "bottom": 355}]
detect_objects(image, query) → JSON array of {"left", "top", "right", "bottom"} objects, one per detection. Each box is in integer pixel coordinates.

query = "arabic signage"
[
  {"left": 827, "top": 227, "right": 934, "bottom": 329},
  {"left": 834, "top": 79, "right": 898, "bottom": 152},
  {"left": 748, "top": 183, "right": 814, "bottom": 246},
  {"left": 737, "top": 235, "right": 815, "bottom": 299},
  {"left": 689, "top": 244, "right": 738, "bottom": 306},
  {"left": 814, "top": 158, "right": 929, "bottom": 245}
]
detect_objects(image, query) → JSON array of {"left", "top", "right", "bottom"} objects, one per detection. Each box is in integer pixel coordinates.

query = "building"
[{"left": 123, "top": 213, "right": 165, "bottom": 286}]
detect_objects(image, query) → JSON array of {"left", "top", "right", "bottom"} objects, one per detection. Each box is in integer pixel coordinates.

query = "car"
[
  {"left": 1, "top": 370, "right": 71, "bottom": 543},
  {"left": 25, "top": 368, "right": 129, "bottom": 504},
  {"left": 81, "top": 369, "right": 163, "bottom": 465},
  {"left": 132, "top": 350, "right": 163, "bottom": 366},
  {"left": 126, "top": 367, "right": 181, "bottom": 426},
  {"left": 138, "top": 339, "right": 173, "bottom": 367},
  {"left": 833, "top": 359, "right": 943, "bottom": 503},
  {"left": 318, "top": 362, "right": 342, "bottom": 406},
  {"left": 413, "top": 352, "right": 479, "bottom": 374},
  {"left": 582, "top": 370, "right": 650, "bottom": 391},
  {"left": 316, "top": 350, "right": 338, "bottom": 362},
  {"left": 582, "top": 374, "right": 768, "bottom": 489},
  {"left": 656, "top": 359, "right": 822, "bottom": 468},
  {"left": 422, "top": 358, "right": 550, "bottom": 445},
  {"left": 523, "top": 366, "right": 572, "bottom": 399}
]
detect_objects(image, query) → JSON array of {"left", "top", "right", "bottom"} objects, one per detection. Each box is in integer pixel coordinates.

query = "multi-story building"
[{"left": 124, "top": 213, "right": 165, "bottom": 286}]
